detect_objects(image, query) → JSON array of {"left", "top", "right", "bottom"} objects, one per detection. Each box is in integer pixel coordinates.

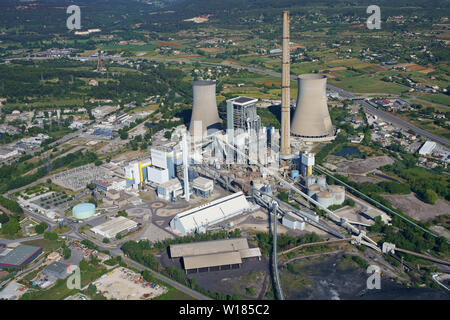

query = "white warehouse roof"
[
  {"left": 170, "top": 238, "right": 249, "bottom": 258},
  {"left": 169, "top": 192, "right": 251, "bottom": 235},
  {"left": 183, "top": 251, "right": 242, "bottom": 270},
  {"left": 170, "top": 238, "right": 262, "bottom": 270},
  {"left": 418, "top": 141, "right": 436, "bottom": 156},
  {"left": 91, "top": 216, "right": 138, "bottom": 239}
]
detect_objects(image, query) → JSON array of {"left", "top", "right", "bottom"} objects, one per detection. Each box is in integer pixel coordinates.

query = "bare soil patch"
[{"left": 383, "top": 193, "right": 450, "bottom": 221}]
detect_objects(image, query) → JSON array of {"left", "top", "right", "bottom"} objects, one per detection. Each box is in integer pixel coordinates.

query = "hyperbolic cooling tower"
[
  {"left": 291, "top": 74, "right": 334, "bottom": 138},
  {"left": 189, "top": 80, "right": 221, "bottom": 136}
]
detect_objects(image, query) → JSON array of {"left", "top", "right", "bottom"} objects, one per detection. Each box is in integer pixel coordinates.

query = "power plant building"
[
  {"left": 189, "top": 80, "right": 222, "bottom": 136},
  {"left": 157, "top": 178, "right": 183, "bottom": 201},
  {"left": 151, "top": 146, "right": 175, "bottom": 179},
  {"left": 226, "top": 96, "right": 261, "bottom": 133},
  {"left": 147, "top": 166, "right": 170, "bottom": 185},
  {"left": 291, "top": 74, "right": 336, "bottom": 141},
  {"left": 300, "top": 151, "right": 315, "bottom": 177},
  {"left": 124, "top": 159, "right": 152, "bottom": 188},
  {"left": 192, "top": 176, "right": 214, "bottom": 198},
  {"left": 170, "top": 192, "right": 251, "bottom": 235}
]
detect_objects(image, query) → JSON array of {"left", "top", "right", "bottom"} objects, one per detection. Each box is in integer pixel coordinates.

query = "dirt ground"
[
  {"left": 348, "top": 174, "right": 383, "bottom": 184},
  {"left": 383, "top": 193, "right": 450, "bottom": 221},
  {"left": 337, "top": 155, "right": 394, "bottom": 175},
  {"left": 138, "top": 223, "right": 175, "bottom": 242},
  {"left": 93, "top": 267, "right": 167, "bottom": 300}
]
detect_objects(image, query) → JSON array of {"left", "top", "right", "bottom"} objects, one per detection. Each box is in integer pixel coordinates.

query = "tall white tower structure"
[{"left": 300, "top": 151, "right": 315, "bottom": 177}]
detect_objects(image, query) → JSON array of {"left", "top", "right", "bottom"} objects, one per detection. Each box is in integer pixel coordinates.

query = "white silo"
[
  {"left": 307, "top": 184, "right": 321, "bottom": 197},
  {"left": 291, "top": 74, "right": 335, "bottom": 140},
  {"left": 189, "top": 80, "right": 222, "bottom": 136},
  {"left": 329, "top": 185, "right": 345, "bottom": 205},
  {"left": 315, "top": 191, "right": 335, "bottom": 208}
]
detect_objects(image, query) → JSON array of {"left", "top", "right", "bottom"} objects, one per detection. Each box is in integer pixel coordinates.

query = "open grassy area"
[
  {"left": 21, "top": 264, "right": 108, "bottom": 300},
  {"left": 419, "top": 93, "right": 450, "bottom": 106},
  {"left": 329, "top": 75, "right": 407, "bottom": 94},
  {"left": 153, "top": 285, "right": 196, "bottom": 300},
  {"left": 22, "top": 239, "right": 64, "bottom": 252},
  {"left": 53, "top": 226, "right": 71, "bottom": 234}
]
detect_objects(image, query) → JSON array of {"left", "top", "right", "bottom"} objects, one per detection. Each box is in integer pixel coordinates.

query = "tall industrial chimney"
[
  {"left": 291, "top": 74, "right": 334, "bottom": 139},
  {"left": 182, "top": 133, "right": 190, "bottom": 202},
  {"left": 189, "top": 80, "right": 221, "bottom": 136},
  {"left": 280, "top": 11, "right": 291, "bottom": 158}
]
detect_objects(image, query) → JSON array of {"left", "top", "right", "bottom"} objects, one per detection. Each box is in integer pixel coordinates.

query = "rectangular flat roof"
[
  {"left": 0, "top": 245, "right": 41, "bottom": 267},
  {"left": 238, "top": 248, "right": 262, "bottom": 259},
  {"left": 91, "top": 216, "right": 138, "bottom": 238},
  {"left": 44, "top": 261, "right": 68, "bottom": 275},
  {"left": 192, "top": 176, "right": 213, "bottom": 187},
  {"left": 178, "top": 192, "right": 248, "bottom": 218},
  {"left": 160, "top": 178, "right": 181, "bottom": 188},
  {"left": 232, "top": 96, "right": 257, "bottom": 105},
  {"left": 183, "top": 251, "right": 242, "bottom": 270},
  {"left": 170, "top": 238, "right": 249, "bottom": 258}
]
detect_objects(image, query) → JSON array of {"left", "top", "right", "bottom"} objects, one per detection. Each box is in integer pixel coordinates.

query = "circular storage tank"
[
  {"left": 72, "top": 203, "right": 95, "bottom": 220},
  {"left": 315, "top": 191, "right": 335, "bottom": 208},
  {"left": 307, "top": 184, "right": 321, "bottom": 197},
  {"left": 317, "top": 175, "right": 327, "bottom": 187},
  {"left": 329, "top": 185, "right": 345, "bottom": 205}
]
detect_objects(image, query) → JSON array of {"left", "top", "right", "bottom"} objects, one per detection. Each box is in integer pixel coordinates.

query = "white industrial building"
[
  {"left": 192, "top": 176, "right": 214, "bottom": 198},
  {"left": 418, "top": 141, "right": 436, "bottom": 156},
  {"left": 147, "top": 166, "right": 169, "bottom": 185},
  {"left": 282, "top": 212, "right": 305, "bottom": 230},
  {"left": 91, "top": 216, "right": 139, "bottom": 239},
  {"left": 300, "top": 151, "right": 315, "bottom": 177},
  {"left": 157, "top": 178, "right": 183, "bottom": 201},
  {"left": 151, "top": 146, "right": 175, "bottom": 179},
  {"left": 170, "top": 192, "right": 251, "bottom": 235}
]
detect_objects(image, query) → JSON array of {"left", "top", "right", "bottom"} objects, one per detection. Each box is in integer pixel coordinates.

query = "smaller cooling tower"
[
  {"left": 291, "top": 74, "right": 334, "bottom": 138},
  {"left": 189, "top": 80, "right": 222, "bottom": 136}
]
